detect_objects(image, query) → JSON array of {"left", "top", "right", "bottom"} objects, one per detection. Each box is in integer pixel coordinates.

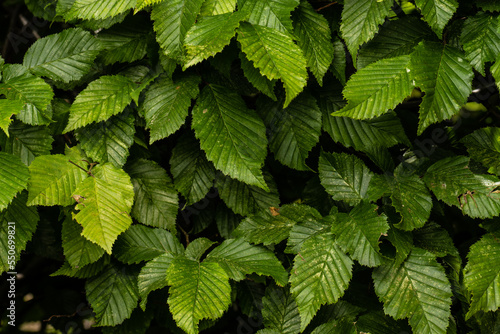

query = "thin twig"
[
  {"left": 68, "top": 159, "right": 94, "bottom": 177},
  {"left": 178, "top": 225, "right": 190, "bottom": 246},
  {"left": 316, "top": 1, "right": 337, "bottom": 12}
]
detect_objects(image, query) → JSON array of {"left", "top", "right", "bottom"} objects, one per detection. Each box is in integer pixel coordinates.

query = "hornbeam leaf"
[
  {"left": 239, "top": 52, "right": 277, "bottom": 101},
  {"left": 340, "top": 0, "right": 392, "bottom": 66},
  {"left": 333, "top": 55, "right": 413, "bottom": 119},
  {"left": 200, "top": 0, "right": 236, "bottom": 15},
  {"left": 62, "top": 216, "right": 105, "bottom": 268},
  {"left": 0, "top": 100, "right": 23, "bottom": 136},
  {"left": 65, "top": 0, "right": 136, "bottom": 21},
  {"left": 71, "top": 163, "right": 135, "bottom": 254},
  {"left": 414, "top": 0, "right": 458, "bottom": 38},
  {"left": 192, "top": 84, "right": 268, "bottom": 190},
  {"left": 152, "top": 0, "right": 204, "bottom": 61},
  {"left": 138, "top": 253, "right": 176, "bottom": 310},
  {"left": 461, "top": 127, "right": 500, "bottom": 175},
  {"left": 183, "top": 11, "right": 247, "bottom": 69},
  {"left": 206, "top": 238, "right": 288, "bottom": 285},
  {"left": 64, "top": 75, "right": 137, "bottom": 132},
  {"left": 97, "top": 23, "right": 150, "bottom": 65},
  {"left": 331, "top": 202, "right": 389, "bottom": 267},
  {"left": 166, "top": 256, "right": 231, "bottom": 334},
  {"left": 373, "top": 248, "right": 452, "bottom": 334},
  {"left": 285, "top": 206, "right": 328, "bottom": 254},
  {"left": 185, "top": 238, "right": 217, "bottom": 261},
  {"left": 239, "top": 0, "right": 299, "bottom": 35},
  {"left": 258, "top": 92, "right": 321, "bottom": 171},
  {"left": 290, "top": 233, "right": 353, "bottom": 331},
  {"left": 0, "top": 152, "right": 29, "bottom": 211},
  {"left": 410, "top": 42, "right": 473, "bottom": 135},
  {"left": 261, "top": 286, "right": 301, "bottom": 334},
  {"left": 292, "top": 0, "right": 334, "bottom": 85},
  {"left": 238, "top": 22, "right": 308, "bottom": 107},
  {"left": 464, "top": 234, "right": 500, "bottom": 318},
  {"left": 140, "top": 74, "right": 200, "bottom": 143},
  {"left": 85, "top": 264, "right": 140, "bottom": 326},
  {"left": 51, "top": 255, "right": 110, "bottom": 279},
  {"left": 477, "top": 0, "right": 500, "bottom": 12},
  {"left": 460, "top": 12, "right": 500, "bottom": 75},
  {"left": 135, "top": 0, "right": 164, "bottom": 11},
  {"left": 23, "top": 28, "right": 102, "bottom": 83}
]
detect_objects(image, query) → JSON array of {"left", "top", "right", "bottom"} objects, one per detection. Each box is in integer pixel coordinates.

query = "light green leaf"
[
  {"left": 183, "top": 11, "right": 247, "bottom": 68},
  {"left": 86, "top": 264, "right": 140, "bottom": 326},
  {"left": 140, "top": 74, "right": 200, "bottom": 143},
  {"left": 261, "top": 286, "right": 300, "bottom": 334},
  {"left": 318, "top": 151, "right": 374, "bottom": 205},
  {"left": 239, "top": 0, "right": 299, "bottom": 35},
  {"left": 258, "top": 92, "right": 321, "bottom": 171},
  {"left": 138, "top": 253, "right": 176, "bottom": 310},
  {"left": 340, "top": 0, "right": 392, "bottom": 66},
  {"left": 27, "top": 154, "right": 88, "bottom": 206},
  {"left": 239, "top": 52, "right": 277, "bottom": 100},
  {"left": 126, "top": 159, "right": 179, "bottom": 231},
  {"left": 461, "top": 127, "right": 500, "bottom": 175},
  {"left": 166, "top": 256, "right": 231, "bottom": 334},
  {"left": 64, "top": 75, "right": 136, "bottom": 132},
  {"left": 216, "top": 172, "right": 280, "bottom": 216},
  {"left": 200, "top": 0, "right": 236, "bottom": 15},
  {"left": 191, "top": 84, "right": 268, "bottom": 190},
  {"left": 237, "top": 22, "right": 307, "bottom": 107},
  {"left": 0, "top": 64, "right": 54, "bottom": 125},
  {"left": 206, "top": 238, "right": 288, "bottom": 285},
  {"left": 152, "top": 0, "right": 204, "bottom": 61},
  {"left": 410, "top": 42, "right": 473, "bottom": 135},
  {"left": 185, "top": 238, "right": 216, "bottom": 261},
  {"left": 292, "top": 0, "right": 333, "bottom": 85},
  {"left": 373, "top": 248, "right": 452, "bottom": 334},
  {"left": 333, "top": 55, "right": 413, "bottom": 119},
  {"left": 0, "top": 152, "right": 30, "bottom": 211},
  {"left": 414, "top": 0, "right": 458, "bottom": 38},
  {"left": 23, "top": 28, "right": 102, "bottom": 82},
  {"left": 135, "top": 0, "right": 164, "bottom": 11},
  {"left": 290, "top": 233, "right": 353, "bottom": 331},
  {"left": 0, "top": 100, "right": 23, "bottom": 136},
  {"left": 332, "top": 202, "right": 389, "bottom": 267},
  {"left": 76, "top": 109, "right": 135, "bottom": 167},
  {"left": 71, "top": 163, "right": 135, "bottom": 254},
  {"left": 97, "top": 23, "right": 150, "bottom": 65},
  {"left": 114, "top": 225, "right": 183, "bottom": 264},
  {"left": 62, "top": 216, "right": 105, "bottom": 268},
  {"left": 65, "top": 0, "right": 136, "bottom": 20}
]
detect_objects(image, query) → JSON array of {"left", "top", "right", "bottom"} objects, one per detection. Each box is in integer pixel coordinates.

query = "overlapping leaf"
[
  {"left": 0, "top": 100, "right": 23, "bottom": 136},
  {"left": 239, "top": 52, "right": 277, "bottom": 100},
  {"left": 62, "top": 216, "right": 105, "bottom": 268},
  {"left": 65, "top": 0, "right": 136, "bottom": 20},
  {"left": 0, "top": 152, "right": 30, "bottom": 211},
  {"left": 200, "top": 0, "right": 235, "bottom": 15},
  {"left": 138, "top": 253, "right": 176, "bottom": 310},
  {"left": 97, "top": 23, "right": 150, "bottom": 65},
  {"left": 461, "top": 127, "right": 500, "bottom": 175},
  {"left": 239, "top": 0, "right": 298, "bottom": 35},
  {"left": 414, "top": 0, "right": 458, "bottom": 38},
  {"left": 261, "top": 286, "right": 300, "bottom": 334}
]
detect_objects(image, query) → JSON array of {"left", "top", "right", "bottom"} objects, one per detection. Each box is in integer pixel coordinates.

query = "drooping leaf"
[
  {"left": 290, "top": 233, "right": 353, "bottom": 331},
  {"left": 373, "top": 248, "right": 452, "bottom": 334},
  {"left": 261, "top": 286, "right": 301, "bottom": 334},
  {"left": 239, "top": 0, "right": 299, "bottom": 35},
  {"left": 191, "top": 84, "right": 268, "bottom": 189},
  {"left": 71, "top": 163, "right": 135, "bottom": 254},
  {"left": 62, "top": 215, "right": 105, "bottom": 268},
  {"left": 414, "top": 0, "right": 459, "bottom": 38},
  {"left": 237, "top": 22, "right": 308, "bottom": 107},
  {"left": 461, "top": 127, "right": 500, "bottom": 175},
  {"left": 239, "top": 52, "right": 277, "bottom": 100},
  {"left": 126, "top": 159, "right": 179, "bottom": 231},
  {"left": 0, "top": 152, "right": 30, "bottom": 211},
  {"left": 64, "top": 75, "right": 136, "bottom": 132},
  {"left": 0, "top": 100, "right": 23, "bottom": 136},
  {"left": 65, "top": 0, "right": 136, "bottom": 21},
  {"left": 410, "top": 41, "right": 473, "bottom": 135},
  {"left": 23, "top": 28, "right": 102, "bottom": 82},
  {"left": 333, "top": 55, "right": 413, "bottom": 119}
]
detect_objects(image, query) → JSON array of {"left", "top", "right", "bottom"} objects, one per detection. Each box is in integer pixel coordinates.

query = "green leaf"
[
  {"left": 64, "top": 75, "right": 136, "bottom": 132},
  {"left": 356, "top": 311, "right": 412, "bottom": 334},
  {"left": 292, "top": 0, "right": 333, "bottom": 85},
  {"left": 191, "top": 84, "right": 268, "bottom": 189},
  {"left": 290, "top": 233, "right": 353, "bottom": 331},
  {"left": 135, "top": 0, "right": 164, "bottom": 11},
  {"left": 410, "top": 42, "right": 473, "bottom": 135},
  {"left": 65, "top": 0, "right": 136, "bottom": 20},
  {"left": 51, "top": 255, "right": 111, "bottom": 279},
  {"left": 0, "top": 152, "right": 30, "bottom": 211},
  {"left": 215, "top": 203, "right": 242, "bottom": 239},
  {"left": 76, "top": 110, "right": 135, "bottom": 167},
  {"left": 0, "top": 100, "right": 23, "bottom": 136},
  {"left": 151, "top": 0, "right": 204, "bottom": 61},
  {"left": 239, "top": 0, "right": 299, "bottom": 35},
  {"left": 200, "top": 0, "right": 236, "bottom": 15},
  {"left": 373, "top": 248, "right": 452, "bottom": 334},
  {"left": 464, "top": 234, "right": 500, "bottom": 318},
  {"left": 170, "top": 133, "right": 216, "bottom": 205},
  {"left": 414, "top": 0, "right": 458, "bottom": 38},
  {"left": 140, "top": 74, "right": 200, "bottom": 143},
  {"left": 331, "top": 202, "right": 389, "bottom": 267},
  {"left": 333, "top": 55, "right": 413, "bottom": 119},
  {"left": 27, "top": 154, "right": 88, "bottom": 206},
  {"left": 62, "top": 216, "right": 105, "bottom": 268},
  {"left": 0, "top": 193, "right": 39, "bottom": 274},
  {"left": 413, "top": 222, "right": 458, "bottom": 258},
  {"left": 477, "top": 0, "right": 500, "bottom": 12},
  {"left": 97, "top": 23, "right": 150, "bottom": 65},
  {"left": 461, "top": 127, "right": 500, "bottom": 175},
  {"left": 318, "top": 151, "right": 374, "bottom": 205},
  {"left": 331, "top": 38, "right": 347, "bottom": 85},
  {"left": 258, "top": 92, "right": 321, "bottom": 171},
  {"left": 340, "top": 0, "right": 392, "bottom": 66},
  {"left": 71, "top": 163, "right": 135, "bottom": 254},
  {"left": 216, "top": 172, "right": 280, "bottom": 216},
  {"left": 166, "top": 256, "right": 231, "bottom": 334},
  {"left": 285, "top": 206, "right": 328, "bottom": 254},
  {"left": 126, "top": 159, "right": 179, "bottom": 231},
  {"left": 0, "top": 64, "right": 54, "bottom": 125},
  {"left": 460, "top": 12, "right": 500, "bottom": 75},
  {"left": 239, "top": 52, "right": 277, "bottom": 100},
  {"left": 86, "top": 264, "right": 140, "bottom": 326},
  {"left": 23, "top": 28, "right": 102, "bottom": 83},
  {"left": 114, "top": 225, "right": 183, "bottom": 264},
  {"left": 261, "top": 286, "right": 300, "bottom": 334},
  {"left": 183, "top": 11, "right": 247, "bottom": 69},
  {"left": 138, "top": 253, "right": 176, "bottom": 310},
  {"left": 237, "top": 22, "right": 308, "bottom": 107},
  {"left": 185, "top": 238, "right": 216, "bottom": 261},
  {"left": 206, "top": 238, "right": 288, "bottom": 285}
]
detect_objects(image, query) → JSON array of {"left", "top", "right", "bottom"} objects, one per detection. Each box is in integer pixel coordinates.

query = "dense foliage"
[{"left": 1, "top": 0, "right": 500, "bottom": 333}]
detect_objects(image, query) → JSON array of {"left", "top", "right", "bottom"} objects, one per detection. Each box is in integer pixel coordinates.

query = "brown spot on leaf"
[{"left": 270, "top": 207, "right": 280, "bottom": 216}]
